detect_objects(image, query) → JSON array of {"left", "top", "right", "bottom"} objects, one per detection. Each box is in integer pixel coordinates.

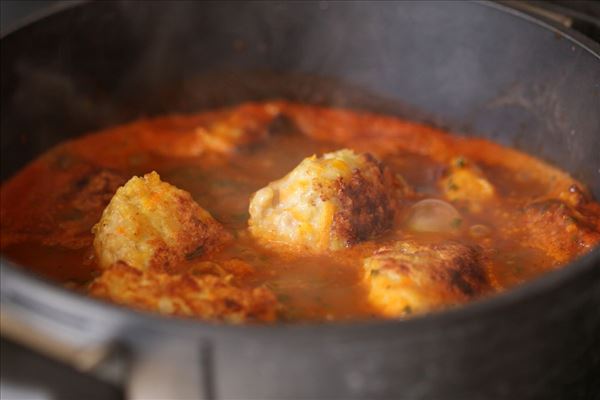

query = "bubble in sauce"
[{"left": 405, "top": 199, "right": 462, "bottom": 233}]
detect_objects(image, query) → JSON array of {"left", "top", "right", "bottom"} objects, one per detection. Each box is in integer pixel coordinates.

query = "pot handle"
[
  {"left": 126, "top": 340, "right": 212, "bottom": 400},
  {"left": 0, "top": 309, "right": 116, "bottom": 374},
  {"left": 1, "top": 308, "right": 211, "bottom": 399}
]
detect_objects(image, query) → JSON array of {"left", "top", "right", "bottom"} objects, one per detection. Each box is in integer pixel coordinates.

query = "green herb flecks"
[
  {"left": 454, "top": 156, "right": 467, "bottom": 168},
  {"left": 451, "top": 218, "right": 463, "bottom": 229}
]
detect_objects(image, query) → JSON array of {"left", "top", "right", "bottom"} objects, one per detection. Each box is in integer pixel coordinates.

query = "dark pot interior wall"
[
  {"left": 2, "top": 1, "right": 599, "bottom": 192},
  {"left": 0, "top": 1, "right": 58, "bottom": 31}
]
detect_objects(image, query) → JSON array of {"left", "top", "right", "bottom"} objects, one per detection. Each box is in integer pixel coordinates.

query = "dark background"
[{"left": 1, "top": 1, "right": 600, "bottom": 34}]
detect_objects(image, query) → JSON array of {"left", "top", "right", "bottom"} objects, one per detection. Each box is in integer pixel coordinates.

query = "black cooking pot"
[{"left": 1, "top": 1, "right": 599, "bottom": 399}]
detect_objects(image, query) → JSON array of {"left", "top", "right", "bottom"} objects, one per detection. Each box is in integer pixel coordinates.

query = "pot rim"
[{"left": 1, "top": 0, "right": 599, "bottom": 339}]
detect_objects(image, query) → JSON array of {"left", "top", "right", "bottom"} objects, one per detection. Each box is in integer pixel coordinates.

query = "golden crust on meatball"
[
  {"left": 363, "top": 240, "right": 491, "bottom": 317},
  {"left": 520, "top": 198, "right": 600, "bottom": 263},
  {"left": 440, "top": 157, "right": 496, "bottom": 212},
  {"left": 93, "top": 171, "right": 231, "bottom": 273},
  {"left": 249, "top": 149, "right": 408, "bottom": 251},
  {"left": 89, "top": 262, "right": 278, "bottom": 323}
]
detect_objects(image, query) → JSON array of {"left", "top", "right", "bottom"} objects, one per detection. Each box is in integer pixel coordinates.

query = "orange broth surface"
[{"left": 2, "top": 101, "right": 599, "bottom": 322}]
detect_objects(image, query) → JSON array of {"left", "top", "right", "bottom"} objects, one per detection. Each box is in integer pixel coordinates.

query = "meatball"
[
  {"left": 89, "top": 262, "right": 278, "bottom": 323},
  {"left": 93, "top": 171, "right": 231, "bottom": 273},
  {"left": 440, "top": 157, "right": 496, "bottom": 212},
  {"left": 193, "top": 103, "right": 285, "bottom": 154},
  {"left": 69, "top": 169, "right": 129, "bottom": 212},
  {"left": 520, "top": 199, "right": 600, "bottom": 263},
  {"left": 363, "top": 240, "right": 491, "bottom": 317},
  {"left": 1, "top": 163, "right": 126, "bottom": 249},
  {"left": 134, "top": 103, "right": 286, "bottom": 158},
  {"left": 249, "top": 149, "right": 407, "bottom": 251}
]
